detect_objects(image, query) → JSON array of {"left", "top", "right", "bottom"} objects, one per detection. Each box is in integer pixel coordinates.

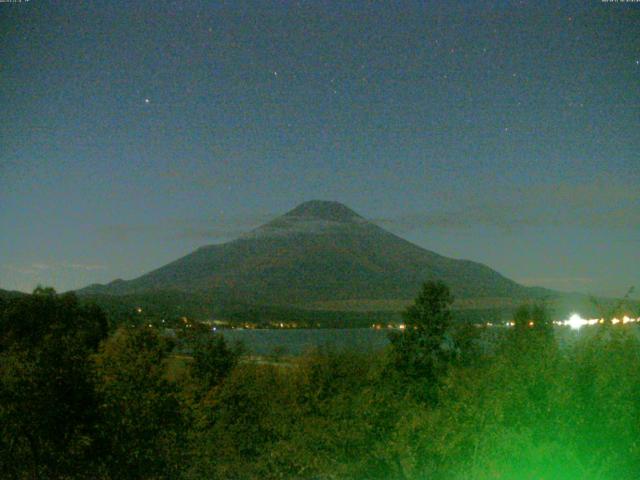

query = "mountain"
[
  {"left": 0, "top": 288, "right": 27, "bottom": 301},
  {"left": 0, "top": 289, "right": 28, "bottom": 313},
  {"left": 79, "top": 201, "right": 550, "bottom": 311}
]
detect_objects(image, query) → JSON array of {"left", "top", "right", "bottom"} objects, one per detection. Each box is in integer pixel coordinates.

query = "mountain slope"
[
  {"left": 0, "top": 288, "right": 27, "bottom": 301},
  {"left": 79, "top": 201, "right": 547, "bottom": 306}
]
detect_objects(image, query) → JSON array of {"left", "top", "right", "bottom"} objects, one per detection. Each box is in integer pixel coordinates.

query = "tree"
[
  {"left": 389, "top": 281, "right": 454, "bottom": 397},
  {"left": 509, "top": 303, "right": 554, "bottom": 352},
  {"left": 0, "top": 288, "right": 108, "bottom": 479},
  {"left": 186, "top": 363, "right": 288, "bottom": 480},
  {"left": 566, "top": 322, "right": 640, "bottom": 477},
  {"left": 190, "top": 333, "right": 242, "bottom": 393},
  {"left": 93, "top": 326, "right": 187, "bottom": 480}
]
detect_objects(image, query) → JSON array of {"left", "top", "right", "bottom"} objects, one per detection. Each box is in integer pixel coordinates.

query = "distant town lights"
[
  {"left": 557, "top": 313, "right": 638, "bottom": 329},
  {"left": 367, "top": 314, "right": 638, "bottom": 331}
]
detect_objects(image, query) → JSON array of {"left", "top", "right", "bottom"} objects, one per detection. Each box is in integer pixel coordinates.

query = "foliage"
[
  {"left": 389, "top": 281, "right": 455, "bottom": 399},
  {"left": 189, "top": 333, "right": 243, "bottom": 393},
  {"left": 3, "top": 285, "right": 640, "bottom": 479},
  {"left": 0, "top": 288, "right": 108, "bottom": 479},
  {"left": 93, "top": 326, "right": 188, "bottom": 480},
  {"left": 512, "top": 302, "right": 553, "bottom": 338}
]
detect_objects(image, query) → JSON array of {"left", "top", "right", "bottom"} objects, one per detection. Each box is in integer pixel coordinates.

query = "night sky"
[{"left": 1, "top": 0, "right": 638, "bottom": 297}]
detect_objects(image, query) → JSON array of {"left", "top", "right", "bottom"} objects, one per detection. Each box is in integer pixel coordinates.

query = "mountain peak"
[
  {"left": 284, "top": 200, "right": 364, "bottom": 223},
  {"left": 238, "top": 201, "right": 367, "bottom": 240}
]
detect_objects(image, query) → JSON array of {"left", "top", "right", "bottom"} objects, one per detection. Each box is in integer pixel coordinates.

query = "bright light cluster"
[
  {"left": 380, "top": 314, "right": 640, "bottom": 331},
  {"left": 554, "top": 313, "right": 639, "bottom": 330},
  {"left": 493, "top": 313, "right": 640, "bottom": 330}
]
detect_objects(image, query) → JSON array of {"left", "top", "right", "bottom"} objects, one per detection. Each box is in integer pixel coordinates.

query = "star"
[{"left": 144, "top": 98, "right": 150, "bottom": 104}]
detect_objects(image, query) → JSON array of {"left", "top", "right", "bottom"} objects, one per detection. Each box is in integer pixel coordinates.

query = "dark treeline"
[
  {"left": 1, "top": 284, "right": 639, "bottom": 479},
  {"left": 79, "top": 290, "right": 519, "bottom": 330}
]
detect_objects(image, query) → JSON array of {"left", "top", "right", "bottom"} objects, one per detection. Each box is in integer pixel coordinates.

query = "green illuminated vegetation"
[{"left": 1, "top": 285, "right": 639, "bottom": 479}]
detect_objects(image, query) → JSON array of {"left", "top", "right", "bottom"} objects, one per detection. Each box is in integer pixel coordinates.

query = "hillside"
[{"left": 0, "top": 288, "right": 27, "bottom": 301}]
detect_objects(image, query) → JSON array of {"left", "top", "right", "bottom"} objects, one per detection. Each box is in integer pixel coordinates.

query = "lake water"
[
  {"left": 217, "top": 325, "right": 639, "bottom": 356},
  {"left": 219, "top": 328, "right": 391, "bottom": 355}
]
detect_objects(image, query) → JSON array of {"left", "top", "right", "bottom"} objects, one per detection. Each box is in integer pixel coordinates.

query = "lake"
[
  {"left": 219, "top": 328, "right": 391, "bottom": 355},
  {"left": 217, "top": 325, "right": 639, "bottom": 356}
]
